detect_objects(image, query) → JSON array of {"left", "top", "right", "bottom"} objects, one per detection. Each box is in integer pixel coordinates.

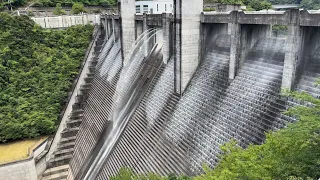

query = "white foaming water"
[
  {"left": 99, "top": 40, "right": 121, "bottom": 76},
  {"left": 107, "top": 52, "right": 122, "bottom": 82},
  {"left": 145, "top": 58, "right": 174, "bottom": 126}
]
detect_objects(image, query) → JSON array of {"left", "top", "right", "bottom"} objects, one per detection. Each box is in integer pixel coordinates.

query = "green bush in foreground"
[
  {"left": 0, "top": 13, "right": 94, "bottom": 142},
  {"left": 111, "top": 91, "right": 320, "bottom": 179}
]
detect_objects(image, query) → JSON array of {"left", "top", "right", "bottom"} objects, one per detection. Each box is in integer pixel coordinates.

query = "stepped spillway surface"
[
  {"left": 92, "top": 37, "right": 294, "bottom": 178},
  {"left": 70, "top": 36, "right": 123, "bottom": 176},
  {"left": 69, "top": 34, "right": 315, "bottom": 179}
]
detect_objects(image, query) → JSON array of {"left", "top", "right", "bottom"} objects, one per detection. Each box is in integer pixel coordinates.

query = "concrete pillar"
[
  {"left": 107, "top": 18, "right": 112, "bottom": 38},
  {"left": 119, "top": 0, "right": 136, "bottom": 64},
  {"left": 143, "top": 13, "right": 149, "bottom": 57},
  {"left": 135, "top": 21, "right": 143, "bottom": 40},
  {"left": 103, "top": 16, "right": 107, "bottom": 38},
  {"left": 112, "top": 15, "right": 116, "bottom": 39},
  {"left": 174, "top": 0, "right": 203, "bottom": 94},
  {"left": 229, "top": 11, "right": 241, "bottom": 80},
  {"left": 282, "top": 9, "right": 301, "bottom": 90},
  {"left": 162, "top": 13, "right": 171, "bottom": 64}
]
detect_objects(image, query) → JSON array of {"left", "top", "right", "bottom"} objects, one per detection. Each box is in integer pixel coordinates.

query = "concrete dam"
[{"left": 37, "top": 1, "right": 320, "bottom": 180}]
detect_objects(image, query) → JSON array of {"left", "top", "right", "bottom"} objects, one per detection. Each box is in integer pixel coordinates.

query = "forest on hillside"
[
  {"left": 205, "top": 0, "right": 320, "bottom": 10},
  {"left": 0, "top": 13, "right": 94, "bottom": 142},
  {"left": 0, "top": 0, "right": 116, "bottom": 11}
]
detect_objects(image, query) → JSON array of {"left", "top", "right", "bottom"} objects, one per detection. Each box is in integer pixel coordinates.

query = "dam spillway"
[{"left": 33, "top": 4, "right": 320, "bottom": 180}]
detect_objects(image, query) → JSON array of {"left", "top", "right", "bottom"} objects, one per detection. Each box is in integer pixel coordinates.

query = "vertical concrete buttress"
[
  {"left": 143, "top": 13, "right": 149, "bottom": 57},
  {"left": 174, "top": 0, "right": 203, "bottom": 94},
  {"left": 162, "top": 13, "right": 171, "bottom": 64},
  {"left": 229, "top": 11, "right": 241, "bottom": 80},
  {"left": 119, "top": 0, "right": 136, "bottom": 65},
  {"left": 282, "top": 9, "right": 301, "bottom": 90}
]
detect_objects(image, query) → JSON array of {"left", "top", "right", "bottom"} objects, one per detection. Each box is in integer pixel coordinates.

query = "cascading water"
[
  {"left": 113, "top": 30, "right": 162, "bottom": 117},
  {"left": 296, "top": 46, "right": 320, "bottom": 97},
  {"left": 69, "top": 36, "right": 123, "bottom": 176},
  {"left": 82, "top": 29, "right": 163, "bottom": 180},
  {"left": 95, "top": 59, "right": 188, "bottom": 179},
  {"left": 165, "top": 37, "right": 289, "bottom": 173}
]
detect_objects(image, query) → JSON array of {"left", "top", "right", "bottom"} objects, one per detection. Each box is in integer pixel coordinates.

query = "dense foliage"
[
  {"left": 32, "top": 0, "right": 116, "bottom": 7},
  {"left": 71, "top": 2, "right": 87, "bottom": 14},
  {"left": 300, "top": 0, "right": 320, "bottom": 9},
  {"left": 204, "top": 0, "right": 320, "bottom": 10},
  {"left": 267, "top": 0, "right": 299, "bottom": 4},
  {"left": 204, "top": 0, "right": 273, "bottom": 11},
  {"left": 53, "top": 3, "right": 66, "bottom": 15},
  {"left": 0, "top": 0, "right": 27, "bottom": 11},
  {"left": 0, "top": 13, "right": 94, "bottom": 142},
  {"left": 111, "top": 91, "right": 320, "bottom": 179}
]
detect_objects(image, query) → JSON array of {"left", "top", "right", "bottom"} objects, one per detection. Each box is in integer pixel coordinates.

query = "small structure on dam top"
[{"left": 4, "top": 1, "right": 320, "bottom": 179}]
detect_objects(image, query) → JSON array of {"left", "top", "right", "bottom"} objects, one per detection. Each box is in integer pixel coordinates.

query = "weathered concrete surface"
[
  {"left": 32, "top": 14, "right": 101, "bottom": 28},
  {"left": 175, "top": 0, "right": 203, "bottom": 93},
  {"left": 239, "top": 24, "right": 271, "bottom": 73},
  {"left": 0, "top": 159, "right": 37, "bottom": 180},
  {"left": 0, "top": 139, "right": 48, "bottom": 180},
  {"left": 282, "top": 9, "right": 301, "bottom": 90},
  {"left": 229, "top": 11, "right": 241, "bottom": 79},
  {"left": 119, "top": 0, "right": 136, "bottom": 65},
  {"left": 202, "top": 9, "right": 320, "bottom": 27},
  {"left": 300, "top": 10, "right": 320, "bottom": 27},
  {"left": 135, "top": 20, "right": 143, "bottom": 40},
  {"left": 162, "top": 13, "right": 172, "bottom": 64}
]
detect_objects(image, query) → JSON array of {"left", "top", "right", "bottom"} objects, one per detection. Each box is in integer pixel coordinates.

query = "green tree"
[
  {"left": 53, "top": 3, "right": 66, "bottom": 15},
  {"left": 71, "top": 2, "right": 87, "bottom": 14},
  {"left": 0, "top": 13, "right": 94, "bottom": 142},
  {"left": 300, "top": 0, "right": 320, "bottom": 10},
  {"left": 247, "top": 0, "right": 273, "bottom": 10}
]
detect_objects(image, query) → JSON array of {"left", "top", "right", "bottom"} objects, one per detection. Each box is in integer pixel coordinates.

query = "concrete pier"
[
  {"left": 162, "top": 13, "right": 171, "bottom": 64},
  {"left": 229, "top": 11, "right": 241, "bottom": 80},
  {"left": 174, "top": 0, "right": 203, "bottom": 94},
  {"left": 282, "top": 9, "right": 302, "bottom": 90},
  {"left": 119, "top": 0, "right": 136, "bottom": 64}
]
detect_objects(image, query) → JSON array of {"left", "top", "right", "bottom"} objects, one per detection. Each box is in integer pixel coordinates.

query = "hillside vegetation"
[
  {"left": 0, "top": 13, "right": 94, "bottom": 142},
  {"left": 0, "top": 0, "right": 116, "bottom": 10},
  {"left": 204, "top": 0, "right": 320, "bottom": 10}
]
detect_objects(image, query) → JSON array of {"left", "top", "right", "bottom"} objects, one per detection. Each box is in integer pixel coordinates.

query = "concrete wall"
[
  {"left": 0, "top": 139, "right": 48, "bottom": 180},
  {"left": 119, "top": 0, "right": 136, "bottom": 64},
  {"left": 282, "top": 9, "right": 301, "bottom": 90},
  {"left": 239, "top": 24, "right": 271, "bottom": 67},
  {"left": 135, "top": 20, "right": 143, "bottom": 40},
  {"left": 32, "top": 14, "right": 101, "bottom": 28},
  {"left": 175, "top": 0, "right": 203, "bottom": 94},
  {"left": 0, "top": 158, "right": 37, "bottom": 180}
]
